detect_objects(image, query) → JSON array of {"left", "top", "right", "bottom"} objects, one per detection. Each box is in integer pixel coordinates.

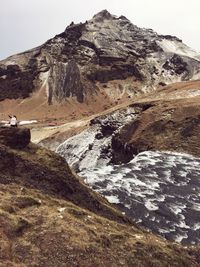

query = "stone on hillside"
[{"left": 0, "top": 127, "right": 30, "bottom": 148}]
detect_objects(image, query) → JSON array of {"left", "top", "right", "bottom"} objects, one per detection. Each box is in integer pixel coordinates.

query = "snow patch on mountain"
[{"left": 157, "top": 40, "right": 200, "bottom": 61}]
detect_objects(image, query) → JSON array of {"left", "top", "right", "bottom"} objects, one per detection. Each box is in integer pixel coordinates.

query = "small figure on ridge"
[{"left": 9, "top": 115, "right": 18, "bottom": 127}]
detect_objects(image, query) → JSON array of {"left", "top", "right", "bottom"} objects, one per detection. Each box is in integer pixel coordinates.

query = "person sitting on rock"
[{"left": 9, "top": 115, "right": 18, "bottom": 127}]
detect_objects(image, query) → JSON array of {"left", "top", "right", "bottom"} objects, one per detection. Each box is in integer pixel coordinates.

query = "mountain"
[
  {"left": 1, "top": 127, "right": 200, "bottom": 267},
  {"left": 0, "top": 10, "right": 200, "bottom": 121}
]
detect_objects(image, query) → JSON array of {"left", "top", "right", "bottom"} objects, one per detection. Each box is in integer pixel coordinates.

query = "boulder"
[{"left": 0, "top": 127, "right": 30, "bottom": 148}]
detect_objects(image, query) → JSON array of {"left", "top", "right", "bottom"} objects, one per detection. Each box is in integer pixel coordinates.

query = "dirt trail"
[{"left": 31, "top": 118, "right": 89, "bottom": 143}]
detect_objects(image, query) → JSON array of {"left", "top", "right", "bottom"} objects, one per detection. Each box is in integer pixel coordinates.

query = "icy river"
[
  {"left": 56, "top": 109, "right": 200, "bottom": 244},
  {"left": 79, "top": 150, "right": 200, "bottom": 245}
]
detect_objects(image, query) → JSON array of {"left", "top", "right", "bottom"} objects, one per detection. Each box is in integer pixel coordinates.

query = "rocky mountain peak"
[
  {"left": 0, "top": 11, "right": 200, "bottom": 107},
  {"left": 92, "top": 9, "right": 114, "bottom": 22}
]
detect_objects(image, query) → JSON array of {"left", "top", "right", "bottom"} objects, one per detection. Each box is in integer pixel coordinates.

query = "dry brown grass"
[{"left": 0, "top": 183, "right": 199, "bottom": 267}]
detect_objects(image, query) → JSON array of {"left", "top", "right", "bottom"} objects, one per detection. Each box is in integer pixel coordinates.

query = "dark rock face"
[
  {"left": 86, "top": 63, "right": 143, "bottom": 83},
  {"left": 48, "top": 60, "right": 84, "bottom": 104},
  {"left": 110, "top": 121, "right": 146, "bottom": 162},
  {"left": 0, "top": 127, "right": 30, "bottom": 149},
  {"left": 0, "top": 10, "right": 200, "bottom": 104},
  {"left": 163, "top": 54, "right": 188, "bottom": 75},
  {"left": 158, "top": 35, "right": 182, "bottom": 42},
  {"left": 0, "top": 63, "right": 37, "bottom": 100}
]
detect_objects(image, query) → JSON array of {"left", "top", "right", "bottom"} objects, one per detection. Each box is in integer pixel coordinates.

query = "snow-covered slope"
[{"left": 157, "top": 39, "right": 200, "bottom": 60}]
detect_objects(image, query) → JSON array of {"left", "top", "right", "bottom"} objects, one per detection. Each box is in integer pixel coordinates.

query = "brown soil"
[{"left": 0, "top": 79, "right": 133, "bottom": 123}]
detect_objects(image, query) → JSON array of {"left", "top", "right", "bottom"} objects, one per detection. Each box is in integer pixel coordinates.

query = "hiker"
[{"left": 9, "top": 115, "right": 18, "bottom": 127}]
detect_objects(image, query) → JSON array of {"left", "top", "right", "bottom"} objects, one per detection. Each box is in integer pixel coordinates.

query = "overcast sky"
[{"left": 0, "top": 0, "right": 199, "bottom": 60}]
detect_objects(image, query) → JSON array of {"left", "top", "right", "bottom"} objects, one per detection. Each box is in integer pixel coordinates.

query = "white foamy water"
[{"left": 60, "top": 148, "right": 200, "bottom": 244}]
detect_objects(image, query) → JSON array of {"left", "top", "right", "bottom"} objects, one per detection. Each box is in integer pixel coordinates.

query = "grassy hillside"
[{"left": 0, "top": 127, "right": 199, "bottom": 267}]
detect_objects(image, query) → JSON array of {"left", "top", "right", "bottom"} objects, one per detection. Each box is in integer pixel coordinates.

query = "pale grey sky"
[{"left": 0, "top": 0, "right": 199, "bottom": 60}]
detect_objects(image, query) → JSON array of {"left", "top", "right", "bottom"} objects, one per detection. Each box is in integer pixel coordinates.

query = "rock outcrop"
[
  {"left": 0, "top": 127, "right": 30, "bottom": 149},
  {"left": 0, "top": 10, "right": 200, "bottom": 106}
]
